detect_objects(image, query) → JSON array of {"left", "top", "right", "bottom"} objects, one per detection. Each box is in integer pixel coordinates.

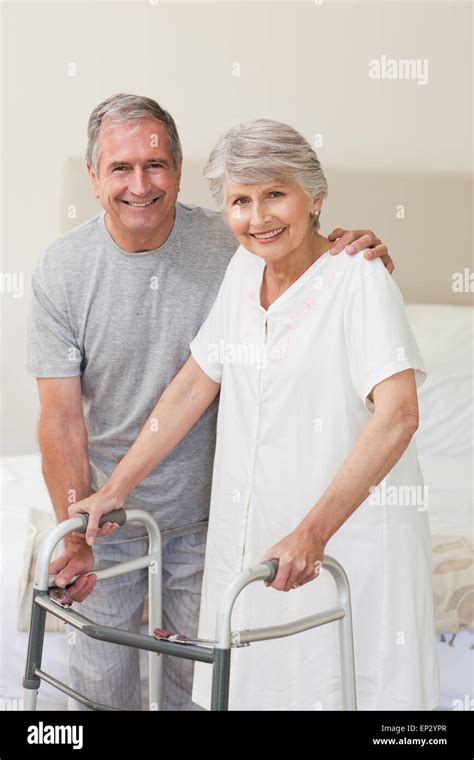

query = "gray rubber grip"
[
  {"left": 97, "top": 509, "right": 127, "bottom": 528},
  {"left": 264, "top": 558, "right": 279, "bottom": 582}
]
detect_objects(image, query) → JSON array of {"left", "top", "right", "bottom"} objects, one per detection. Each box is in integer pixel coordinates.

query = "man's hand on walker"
[
  {"left": 260, "top": 527, "right": 325, "bottom": 592},
  {"left": 68, "top": 488, "right": 124, "bottom": 546},
  {"left": 49, "top": 542, "right": 97, "bottom": 602},
  {"left": 328, "top": 228, "right": 394, "bottom": 274}
]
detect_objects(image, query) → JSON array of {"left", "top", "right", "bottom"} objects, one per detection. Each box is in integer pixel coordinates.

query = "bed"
[
  {"left": 1, "top": 304, "right": 472, "bottom": 711},
  {"left": 406, "top": 304, "right": 473, "bottom": 709}
]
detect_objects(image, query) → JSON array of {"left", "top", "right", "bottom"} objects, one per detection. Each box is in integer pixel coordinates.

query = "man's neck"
[{"left": 104, "top": 206, "right": 177, "bottom": 253}]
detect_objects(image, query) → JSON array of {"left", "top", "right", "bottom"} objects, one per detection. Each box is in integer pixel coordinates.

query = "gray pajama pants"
[{"left": 67, "top": 525, "right": 207, "bottom": 711}]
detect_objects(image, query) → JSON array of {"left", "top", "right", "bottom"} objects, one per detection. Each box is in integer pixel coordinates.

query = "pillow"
[{"left": 406, "top": 304, "right": 473, "bottom": 459}]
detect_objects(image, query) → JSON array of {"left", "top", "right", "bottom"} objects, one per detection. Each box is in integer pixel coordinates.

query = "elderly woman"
[{"left": 69, "top": 120, "right": 439, "bottom": 711}]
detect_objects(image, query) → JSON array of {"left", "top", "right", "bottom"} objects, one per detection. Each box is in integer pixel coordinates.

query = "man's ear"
[
  {"left": 176, "top": 161, "right": 183, "bottom": 192},
  {"left": 86, "top": 163, "right": 100, "bottom": 200}
]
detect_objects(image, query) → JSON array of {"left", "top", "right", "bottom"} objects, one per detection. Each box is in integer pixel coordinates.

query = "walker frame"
[{"left": 22, "top": 508, "right": 357, "bottom": 711}]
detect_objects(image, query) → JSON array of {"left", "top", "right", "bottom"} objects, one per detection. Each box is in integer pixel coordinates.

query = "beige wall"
[{"left": 1, "top": 1, "right": 472, "bottom": 454}]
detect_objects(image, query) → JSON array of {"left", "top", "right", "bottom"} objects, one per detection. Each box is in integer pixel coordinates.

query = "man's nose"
[{"left": 128, "top": 169, "right": 150, "bottom": 196}]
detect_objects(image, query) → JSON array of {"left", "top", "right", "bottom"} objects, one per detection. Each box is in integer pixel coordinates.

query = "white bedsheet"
[{"left": 406, "top": 305, "right": 472, "bottom": 539}]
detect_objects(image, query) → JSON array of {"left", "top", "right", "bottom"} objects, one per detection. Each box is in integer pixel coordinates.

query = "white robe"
[{"left": 190, "top": 245, "right": 439, "bottom": 711}]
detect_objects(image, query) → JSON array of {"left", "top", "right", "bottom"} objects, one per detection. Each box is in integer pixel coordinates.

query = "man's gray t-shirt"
[{"left": 27, "top": 202, "right": 238, "bottom": 541}]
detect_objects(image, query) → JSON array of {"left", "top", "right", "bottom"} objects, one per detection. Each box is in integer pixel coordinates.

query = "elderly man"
[{"left": 27, "top": 93, "right": 393, "bottom": 711}]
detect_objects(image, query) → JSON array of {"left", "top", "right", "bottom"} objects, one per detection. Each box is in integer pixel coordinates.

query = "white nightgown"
[{"left": 189, "top": 245, "right": 440, "bottom": 711}]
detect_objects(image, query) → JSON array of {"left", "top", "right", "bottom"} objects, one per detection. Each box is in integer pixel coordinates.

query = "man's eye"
[{"left": 113, "top": 166, "right": 127, "bottom": 172}]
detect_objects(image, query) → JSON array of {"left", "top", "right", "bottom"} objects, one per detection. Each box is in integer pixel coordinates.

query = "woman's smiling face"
[{"left": 225, "top": 180, "right": 323, "bottom": 263}]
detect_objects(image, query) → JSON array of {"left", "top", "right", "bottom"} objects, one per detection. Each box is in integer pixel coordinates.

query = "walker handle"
[
  {"left": 263, "top": 558, "right": 279, "bottom": 583},
  {"left": 47, "top": 509, "right": 127, "bottom": 589},
  {"left": 74, "top": 508, "right": 127, "bottom": 533},
  {"left": 96, "top": 509, "right": 127, "bottom": 528}
]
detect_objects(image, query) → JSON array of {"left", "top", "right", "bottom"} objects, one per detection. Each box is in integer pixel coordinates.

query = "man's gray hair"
[
  {"left": 86, "top": 93, "right": 183, "bottom": 174},
  {"left": 204, "top": 119, "right": 328, "bottom": 230}
]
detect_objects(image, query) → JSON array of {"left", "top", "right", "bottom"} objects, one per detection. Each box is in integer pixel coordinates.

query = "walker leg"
[
  {"left": 338, "top": 606, "right": 357, "bottom": 710},
  {"left": 210, "top": 649, "right": 231, "bottom": 711},
  {"left": 23, "top": 689, "right": 38, "bottom": 710},
  {"left": 148, "top": 553, "right": 162, "bottom": 710},
  {"left": 22, "top": 591, "right": 47, "bottom": 711}
]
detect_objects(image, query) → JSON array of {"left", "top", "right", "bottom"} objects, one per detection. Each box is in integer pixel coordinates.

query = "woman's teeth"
[{"left": 252, "top": 227, "right": 286, "bottom": 240}]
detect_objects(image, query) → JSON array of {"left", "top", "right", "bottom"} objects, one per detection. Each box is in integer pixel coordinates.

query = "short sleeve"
[
  {"left": 190, "top": 250, "right": 239, "bottom": 384},
  {"left": 344, "top": 260, "right": 426, "bottom": 412},
  {"left": 26, "top": 257, "right": 83, "bottom": 377}
]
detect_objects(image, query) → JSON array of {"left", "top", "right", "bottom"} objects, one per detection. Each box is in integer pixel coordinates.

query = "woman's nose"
[{"left": 250, "top": 203, "right": 268, "bottom": 230}]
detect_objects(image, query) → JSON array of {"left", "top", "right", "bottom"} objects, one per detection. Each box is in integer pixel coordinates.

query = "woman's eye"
[{"left": 231, "top": 192, "right": 283, "bottom": 206}]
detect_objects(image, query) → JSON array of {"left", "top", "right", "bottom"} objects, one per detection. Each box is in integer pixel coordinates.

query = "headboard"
[{"left": 60, "top": 159, "right": 472, "bottom": 307}]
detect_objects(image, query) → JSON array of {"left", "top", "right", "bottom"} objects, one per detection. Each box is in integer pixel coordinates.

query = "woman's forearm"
[
  {"left": 104, "top": 357, "right": 220, "bottom": 503},
  {"left": 298, "top": 405, "right": 418, "bottom": 544}
]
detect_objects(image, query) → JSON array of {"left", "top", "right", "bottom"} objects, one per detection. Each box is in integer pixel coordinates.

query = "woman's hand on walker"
[
  {"left": 68, "top": 487, "right": 124, "bottom": 546},
  {"left": 260, "top": 527, "right": 325, "bottom": 592}
]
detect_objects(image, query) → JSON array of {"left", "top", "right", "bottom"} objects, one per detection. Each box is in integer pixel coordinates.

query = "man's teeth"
[
  {"left": 253, "top": 227, "right": 285, "bottom": 239},
  {"left": 125, "top": 199, "right": 157, "bottom": 207}
]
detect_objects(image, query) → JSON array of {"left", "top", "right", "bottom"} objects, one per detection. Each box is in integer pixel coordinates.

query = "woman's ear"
[{"left": 312, "top": 191, "right": 324, "bottom": 214}]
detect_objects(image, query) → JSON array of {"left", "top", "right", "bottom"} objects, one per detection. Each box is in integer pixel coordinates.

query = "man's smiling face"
[{"left": 87, "top": 118, "right": 181, "bottom": 251}]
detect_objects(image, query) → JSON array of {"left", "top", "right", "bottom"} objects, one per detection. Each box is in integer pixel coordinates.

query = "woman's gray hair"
[
  {"left": 86, "top": 93, "right": 183, "bottom": 174},
  {"left": 204, "top": 119, "right": 328, "bottom": 230}
]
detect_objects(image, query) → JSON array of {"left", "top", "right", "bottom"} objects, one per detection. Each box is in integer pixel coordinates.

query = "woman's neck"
[{"left": 264, "top": 231, "right": 330, "bottom": 291}]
